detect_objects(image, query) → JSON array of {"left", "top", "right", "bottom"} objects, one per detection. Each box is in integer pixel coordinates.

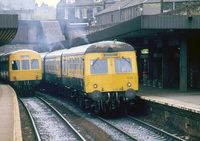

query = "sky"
[{"left": 36, "top": 0, "right": 60, "bottom": 7}]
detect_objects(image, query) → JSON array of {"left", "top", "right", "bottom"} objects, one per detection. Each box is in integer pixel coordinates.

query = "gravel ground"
[
  {"left": 19, "top": 93, "right": 199, "bottom": 141},
  {"left": 134, "top": 115, "right": 200, "bottom": 141},
  {"left": 106, "top": 118, "right": 165, "bottom": 141},
  {"left": 39, "top": 93, "right": 132, "bottom": 141},
  {"left": 22, "top": 97, "right": 81, "bottom": 141}
]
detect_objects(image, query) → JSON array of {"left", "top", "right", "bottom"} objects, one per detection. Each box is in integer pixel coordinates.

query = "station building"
[
  {"left": 71, "top": 0, "right": 200, "bottom": 92},
  {"left": 1, "top": 1, "right": 200, "bottom": 93}
]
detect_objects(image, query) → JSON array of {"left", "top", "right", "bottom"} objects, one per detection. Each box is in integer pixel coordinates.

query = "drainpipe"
[{"left": 161, "top": 0, "right": 163, "bottom": 13}]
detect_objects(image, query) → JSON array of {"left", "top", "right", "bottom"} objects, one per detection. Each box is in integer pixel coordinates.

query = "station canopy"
[{"left": 0, "top": 14, "right": 18, "bottom": 47}]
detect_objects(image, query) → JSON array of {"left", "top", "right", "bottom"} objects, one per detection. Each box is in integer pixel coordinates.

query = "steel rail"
[
  {"left": 97, "top": 116, "right": 139, "bottom": 141},
  {"left": 18, "top": 98, "right": 42, "bottom": 141},
  {"left": 37, "top": 96, "right": 87, "bottom": 141},
  {"left": 127, "top": 115, "right": 185, "bottom": 141}
]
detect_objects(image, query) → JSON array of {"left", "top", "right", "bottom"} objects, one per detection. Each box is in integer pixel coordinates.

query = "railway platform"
[
  {"left": 0, "top": 84, "right": 22, "bottom": 141},
  {"left": 138, "top": 84, "right": 200, "bottom": 114}
]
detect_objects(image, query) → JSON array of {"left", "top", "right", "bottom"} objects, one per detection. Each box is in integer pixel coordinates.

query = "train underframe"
[
  {"left": 43, "top": 82, "right": 136, "bottom": 113},
  {"left": 12, "top": 80, "right": 41, "bottom": 96}
]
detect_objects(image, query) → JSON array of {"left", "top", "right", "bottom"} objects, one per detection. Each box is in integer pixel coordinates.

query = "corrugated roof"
[
  {"left": 0, "top": 14, "right": 18, "bottom": 47},
  {"left": 86, "top": 15, "right": 200, "bottom": 43}
]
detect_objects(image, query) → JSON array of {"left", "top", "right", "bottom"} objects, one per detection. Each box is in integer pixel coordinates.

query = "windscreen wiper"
[
  {"left": 31, "top": 59, "right": 35, "bottom": 65},
  {"left": 92, "top": 57, "right": 99, "bottom": 66},
  {"left": 122, "top": 57, "right": 130, "bottom": 64}
]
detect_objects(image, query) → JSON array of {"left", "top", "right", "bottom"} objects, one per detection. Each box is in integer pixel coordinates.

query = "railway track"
[
  {"left": 97, "top": 115, "right": 186, "bottom": 141},
  {"left": 18, "top": 98, "right": 41, "bottom": 141},
  {"left": 20, "top": 97, "right": 86, "bottom": 141},
  {"left": 97, "top": 116, "right": 138, "bottom": 141},
  {"left": 126, "top": 115, "right": 185, "bottom": 141},
  {"left": 35, "top": 92, "right": 136, "bottom": 141},
  {"left": 22, "top": 93, "right": 186, "bottom": 141}
]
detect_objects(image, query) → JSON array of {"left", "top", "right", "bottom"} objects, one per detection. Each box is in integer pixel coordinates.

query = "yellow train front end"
[
  {"left": 9, "top": 51, "right": 42, "bottom": 92},
  {"left": 84, "top": 51, "right": 138, "bottom": 111}
]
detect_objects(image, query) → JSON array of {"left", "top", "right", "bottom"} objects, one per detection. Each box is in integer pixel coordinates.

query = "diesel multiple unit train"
[
  {"left": 0, "top": 49, "right": 42, "bottom": 95},
  {"left": 41, "top": 41, "right": 139, "bottom": 112},
  {"left": 0, "top": 41, "right": 138, "bottom": 112}
]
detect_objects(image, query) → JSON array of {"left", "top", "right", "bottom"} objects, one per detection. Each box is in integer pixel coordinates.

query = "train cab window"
[
  {"left": 115, "top": 58, "right": 132, "bottom": 73},
  {"left": 12, "top": 60, "right": 20, "bottom": 70},
  {"left": 90, "top": 59, "right": 108, "bottom": 74},
  {"left": 22, "top": 60, "right": 30, "bottom": 70},
  {"left": 31, "top": 59, "right": 39, "bottom": 69}
]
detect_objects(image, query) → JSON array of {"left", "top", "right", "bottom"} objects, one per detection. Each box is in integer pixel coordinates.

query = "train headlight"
[
  {"left": 93, "top": 84, "right": 98, "bottom": 88},
  {"left": 127, "top": 82, "right": 131, "bottom": 87}
]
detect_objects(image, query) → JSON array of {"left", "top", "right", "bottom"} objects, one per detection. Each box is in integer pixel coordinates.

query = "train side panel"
[
  {"left": 44, "top": 50, "right": 64, "bottom": 85},
  {"left": 62, "top": 54, "right": 85, "bottom": 91},
  {"left": 45, "top": 57, "right": 61, "bottom": 84}
]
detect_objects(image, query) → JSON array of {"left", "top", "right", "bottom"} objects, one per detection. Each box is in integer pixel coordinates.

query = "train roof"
[
  {"left": 45, "top": 49, "right": 67, "bottom": 59},
  {"left": 63, "top": 41, "right": 135, "bottom": 56},
  {"left": 40, "top": 52, "right": 49, "bottom": 61},
  {"left": 0, "top": 49, "right": 39, "bottom": 58}
]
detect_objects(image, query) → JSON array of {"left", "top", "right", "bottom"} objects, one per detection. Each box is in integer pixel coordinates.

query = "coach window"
[
  {"left": 64, "top": 59, "right": 66, "bottom": 72},
  {"left": 115, "top": 58, "right": 132, "bottom": 73},
  {"left": 12, "top": 60, "right": 20, "bottom": 70},
  {"left": 46, "top": 61, "right": 48, "bottom": 72},
  {"left": 22, "top": 60, "right": 30, "bottom": 70},
  {"left": 74, "top": 58, "right": 77, "bottom": 69},
  {"left": 90, "top": 59, "right": 108, "bottom": 74},
  {"left": 69, "top": 59, "right": 71, "bottom": 69},
  {"left": 77, "top": 58, "right": 79, "bottom": 70},
  {"left": 58, "top": 60, "right": 61, "bottom": 69},
  {"left": 80, "top": 59, "right": 82, "bottom": 70},
  {"left": 73, "top": 59, "right": 75, "bottom": 69},
  {"left": 31, "top": 59, "right": 39, "bottom": 69}
]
